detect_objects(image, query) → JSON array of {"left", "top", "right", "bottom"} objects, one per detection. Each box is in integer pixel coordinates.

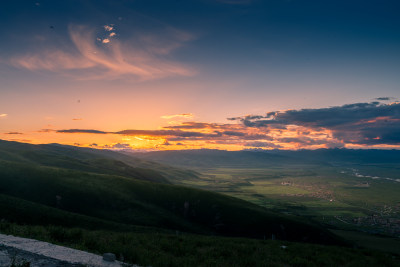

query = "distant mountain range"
[{"left": 129, "top": 148, "right": 400, "bottom": 169}]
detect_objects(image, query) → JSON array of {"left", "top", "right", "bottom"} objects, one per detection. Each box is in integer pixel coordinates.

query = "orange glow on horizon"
[{"left": 1, "top": 122, "right": 388, "bottom": 151}]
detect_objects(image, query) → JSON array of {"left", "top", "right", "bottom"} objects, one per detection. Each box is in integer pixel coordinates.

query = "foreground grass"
[
  {"left": 332, "top": 229, "right": 400, "bottom": 255},
  {"left": 1, "top": 223, "right": 399, "bottom": 267}
]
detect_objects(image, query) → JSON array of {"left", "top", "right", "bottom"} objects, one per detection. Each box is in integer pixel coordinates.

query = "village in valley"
[{"left": 196, "top": 166, "right": 400, "bottom": 239}]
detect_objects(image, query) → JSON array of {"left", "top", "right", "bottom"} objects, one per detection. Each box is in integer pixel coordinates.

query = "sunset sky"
[{"left": 1, "top": 0, "right": 399, "bottom": 150}]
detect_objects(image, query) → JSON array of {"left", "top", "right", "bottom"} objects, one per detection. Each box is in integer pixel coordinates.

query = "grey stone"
[
  {"left": 0, "top": 234, "right": 135, "bottom": 266},
  {"left": 0, "top": 250, "right": 11, "bottom": 266},
  {"left": 103, "top": 253, "right": 116, "bottom": 262}
]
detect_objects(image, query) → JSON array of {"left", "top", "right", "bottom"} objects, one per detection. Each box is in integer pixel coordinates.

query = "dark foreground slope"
[
  {"left": 2, "top": 223, "right": 398, "bottom": 267},
  {"left": 0, "top": 140, "right": 341, "bottom": 245}
]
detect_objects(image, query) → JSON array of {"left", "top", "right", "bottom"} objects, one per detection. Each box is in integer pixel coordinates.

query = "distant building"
[{"left": 355, "top": 182, "right": 370, "bottom": 187}]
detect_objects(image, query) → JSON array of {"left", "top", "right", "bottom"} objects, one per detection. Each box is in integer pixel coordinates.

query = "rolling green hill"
[
  {"left": 0, "top": 140, "right": 200, "bottom": 183},
  {"left": 0, "top": 139, "right": 342, "bottom": 245}
]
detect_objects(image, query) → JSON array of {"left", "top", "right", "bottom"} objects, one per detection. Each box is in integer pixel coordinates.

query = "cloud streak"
[
  {"left": 57, "top": 129, "right": 108, "bottom": 134},
  {"left": 4, "top": 132, "right": 23, "bottom": 135},
  {"left": 10, "top": 24, "right": 195, "bottom": 80},
  {"left": 375, "top": 97, "right": 394, "bottom": 101},
  {"left": 161, "top": 113, "right": 194, "bottom": 119},
  {"left": 104, "top": 25, "right": 114, "bottom": 32}
]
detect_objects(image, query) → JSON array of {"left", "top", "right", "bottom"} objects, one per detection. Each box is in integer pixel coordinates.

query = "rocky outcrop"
[{"left": 0, "top": 234, "right": 136, "bottom": 267}]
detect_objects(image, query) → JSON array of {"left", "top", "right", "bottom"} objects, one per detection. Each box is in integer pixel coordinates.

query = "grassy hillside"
[
  {"left": 0, "top": 140, "right": 199, "bottom": 183},
  {"left": 0, "top": 140, "right": 343, "bottom": 245},
  {"left": 1, "top": 222, "right": 398, "bottom": 267}
]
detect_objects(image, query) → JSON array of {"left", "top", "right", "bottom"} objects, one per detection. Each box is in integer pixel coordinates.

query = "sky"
[{"left": 0, "top": 0, "right": 399, "bottom": 150}]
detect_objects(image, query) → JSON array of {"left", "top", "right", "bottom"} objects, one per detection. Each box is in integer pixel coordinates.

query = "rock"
[
  {"left": 0, "top": 250, "right": 11, "bottom": 266},
  {"left": 0, "top": 234, "right": 130, "bottom": 266},
  {"left": 103, "top": 253, "right": 116, "bottom": 262}
]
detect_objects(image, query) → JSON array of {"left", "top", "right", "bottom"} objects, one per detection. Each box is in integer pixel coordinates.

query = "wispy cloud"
[
  {"left": 37, "top": 129, "right": 55, "bottom": 133},
  {"left": 10, "top": 49, "right": 95, "bottom": 71},
  {"left": 0, "top": 114, "right": 8, "bottom": 118},
  {"left": 10, "top": 24, "right": 195, "bottom": 81},
  {"left": 375, "top": 97, "right": 395, "bottom": 101},
  {"left": 4, "top": 132, "right": 23, "bottom": 135},
  {"left": 57, "top": 129, "right": 109, "bottom": 134},
  {"left": 161, "top": 113, "right": 194, "bottom": 119},
  {"left": 103, "top": 25, "right": 114, "bottom": 31}
]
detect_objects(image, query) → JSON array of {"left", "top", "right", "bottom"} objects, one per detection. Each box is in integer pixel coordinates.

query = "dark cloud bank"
[{"left": 230, "top": 101, "right": 400, "bottom": 145}]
